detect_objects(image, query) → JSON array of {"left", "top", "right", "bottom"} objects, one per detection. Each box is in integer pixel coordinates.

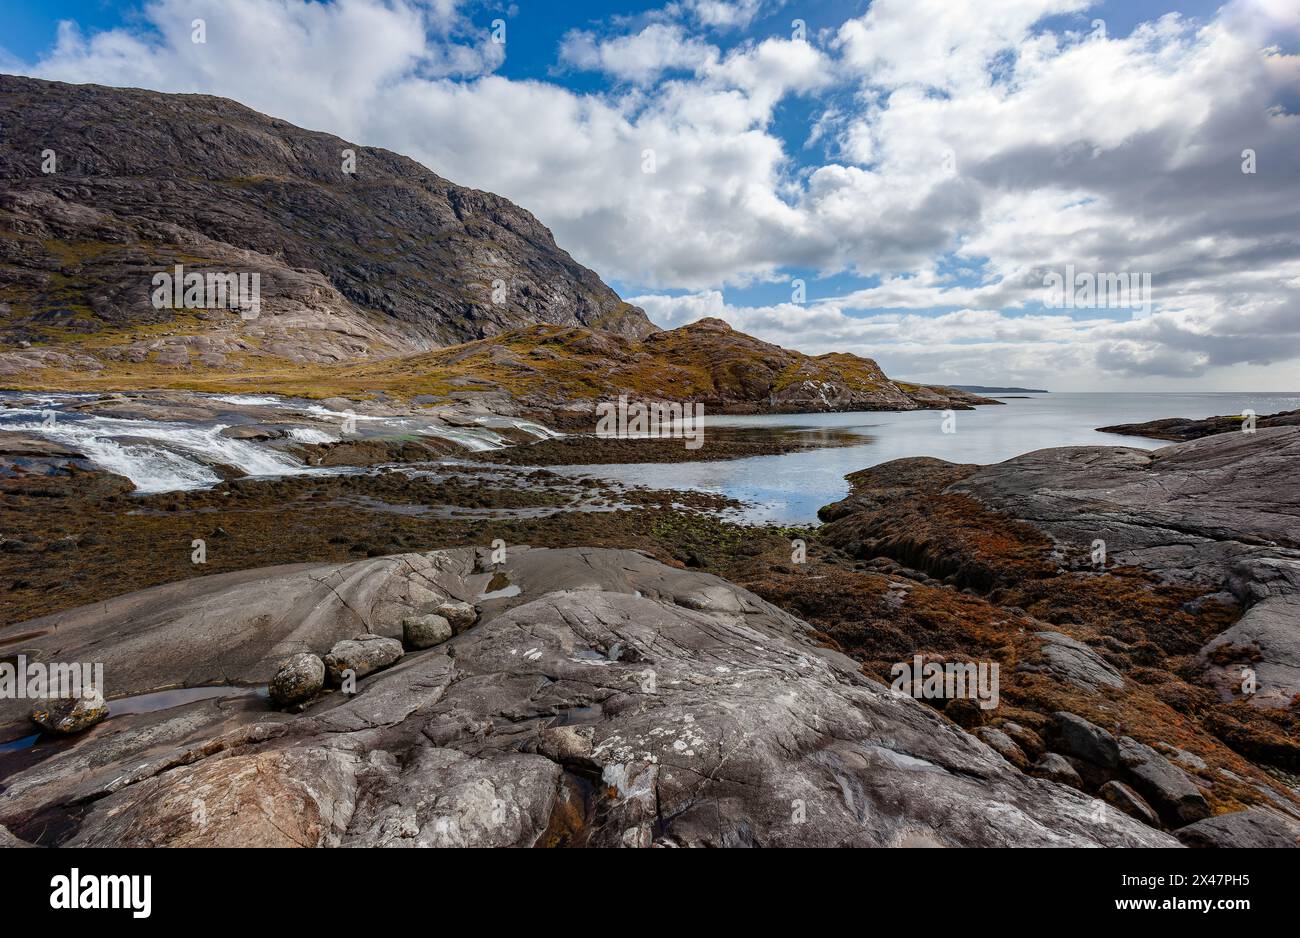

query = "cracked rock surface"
[{"left": 0, "top": 547, "right": 1173, "bottom": 847}]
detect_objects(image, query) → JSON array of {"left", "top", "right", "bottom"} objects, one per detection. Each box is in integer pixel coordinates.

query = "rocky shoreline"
[
  {"left": 1099, "top": 408, "right": 1300, "bottom": 441},
  {"left": 1, "top": 422, "right": 1297, "bottom": 847}
]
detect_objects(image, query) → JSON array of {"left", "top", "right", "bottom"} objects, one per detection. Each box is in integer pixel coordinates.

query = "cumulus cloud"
[
  {"left": 9, "top": 0, "right": 1300, "bottom": 389},
  {"left": 671, "top": 0, "right": 772, "bottom": 31},
  {"left": 560, "top": 23, "right": 720, "bottom": 84}
]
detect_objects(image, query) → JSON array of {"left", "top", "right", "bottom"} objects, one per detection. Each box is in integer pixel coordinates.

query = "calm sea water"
[{"left": 562, "top": 392, "right": 1300, "bottom": 524}]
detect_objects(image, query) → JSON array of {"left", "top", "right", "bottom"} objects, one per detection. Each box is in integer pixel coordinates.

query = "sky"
[{"left": 2, "top": 0, "right": 1298, "bottom": 391}]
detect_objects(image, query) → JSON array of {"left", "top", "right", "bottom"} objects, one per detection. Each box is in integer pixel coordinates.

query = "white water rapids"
[
  {"left": 1, "top": 393, "right": 559, "bottom": 494},
  {"left": 2, "top": 410, "right": 311, "bottom": 493}
]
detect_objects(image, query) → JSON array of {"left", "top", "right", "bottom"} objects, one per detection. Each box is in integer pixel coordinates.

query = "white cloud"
[
  {"left": 672, "top": 0, "right": 770, "bottom": 31},
  {"left": 560, "top": 23, "right": 719, "bottom": 84}
]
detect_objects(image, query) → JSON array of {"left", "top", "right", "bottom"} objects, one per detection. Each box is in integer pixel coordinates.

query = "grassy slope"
[{"left": 2, "top": 321, "right": 912, "bottom": 407}]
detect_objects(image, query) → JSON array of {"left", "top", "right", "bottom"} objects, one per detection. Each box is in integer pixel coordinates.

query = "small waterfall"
[
  {"left": 2, "top": 392, "right": 564, "bottom": 492},
  {"left": 2, "top": 408, "right": 309, "bottom": 493},
  {"left": 495, "top": 418, "right": 564, "bottom": 440},
  {"left": 420, "top": 426, "right": 509, "bottom": 451},
  {"left": 285, "top": 427, "right": 339, "bottom": 444}
]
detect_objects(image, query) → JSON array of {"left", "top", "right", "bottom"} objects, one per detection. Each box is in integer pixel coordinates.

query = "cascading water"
[
  {"left": 1, "top": 405, "right": 309, "bottom": 493},
  {"left": 2, "top": 392, "right": 563, "bottom": 493},
  {"left": 420, "top": 425, "right": 509, "bottom": 451}
]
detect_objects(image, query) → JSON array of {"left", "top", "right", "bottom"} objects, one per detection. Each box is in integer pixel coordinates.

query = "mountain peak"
[{"left": 687, "top": 317, "right": 734, "bottom": 332}]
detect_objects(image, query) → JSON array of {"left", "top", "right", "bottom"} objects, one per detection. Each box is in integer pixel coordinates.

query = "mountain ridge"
[
  {"left": 0, "top": 76, "right": 992, "bottom": 416},
  {"left": 0, "top": 73, "right": 655, "bottom": 364}
]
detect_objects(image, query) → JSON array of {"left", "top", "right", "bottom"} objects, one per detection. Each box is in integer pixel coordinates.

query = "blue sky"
[
  {"left": 1, "top": 0, "right": 1231, "bottom": 64},
  {"left": 3, "top": 0, "right": 1297, "bottom": 389}
]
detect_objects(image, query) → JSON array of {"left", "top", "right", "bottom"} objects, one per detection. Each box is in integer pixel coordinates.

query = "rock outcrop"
[
  {"left": 1175, "top": 807, "right": 1300, "bottom": 848},
  {"left": 811, "top": 428, "right": 1300, "bottom": 840},
  {"left": 330, "top": 318, "right": 999, "bottom": 420},
  {"left": 0, "top": 547, "right": 1172, "bottom": 847},
  {"left": 949, "top": 428, "right": 1300, "bottom": 710},
  {"left": 1099, "top": 410, "right": 1300, "bottom": 441}
]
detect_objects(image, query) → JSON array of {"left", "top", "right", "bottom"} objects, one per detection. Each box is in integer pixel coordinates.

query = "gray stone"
[
  {"left": 1049, "top": 711, "right": 1120, "bottom": 768},
  {"left": 1001, "top": 721, "right": 1045, "bottom": 760},
  {"left": 951, "top": 428, "right": 1300, "bottom": 710},
  {"left": 1118, "top": 737, "right": 1210, "bottom": 826},
  {"left": 30, "top": 688, "right": 108, "bottom": 736},
  {"left": 1175, "top": 808, "right": 1300, "bottom": 848},
  {"left": 1029, "top": 753, "right": 1084, "bottom": 790},
  {"left": 269, "top": 653, "right": 325, "bottom": 707},
  {"left": 1100, "top": 781, "right": 1160, "bottom": 828},
  {"left": 0, "top": 547, "right": 1175, "bottom": 848},
  {"left": 324, "top": 636, "right": 404, "bottom": 685},
  {"left": 1156, "top": 743, "right": 1208, "bottom": 771},
  {"left": 434, "top": 601, "right": 478, "bottom": 633},
  {"left": 975, "top": 727, "right": 1028, "bottom": 770},
  {"left": 538, "top": 725, "right": 595, "bottom": 763},
  {"left": 403, "top": 614, "right": 452, "bottom": 650},
  {"left": 1034, "top": 631, "right": 1124, "bottom": 692}
]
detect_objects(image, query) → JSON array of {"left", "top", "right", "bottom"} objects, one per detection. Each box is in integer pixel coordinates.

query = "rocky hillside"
[
  {"left": 0, "top": 317, "right": 994, "bottom": 418},
  {"left": 0, "top": 77, "right": 992, "bottom": 417},
  {"left": 276, "top": 317, "right": 992, "bottom": 417},
  {"left": 0, "top": 74, "right": 654, "bottom": 376}
]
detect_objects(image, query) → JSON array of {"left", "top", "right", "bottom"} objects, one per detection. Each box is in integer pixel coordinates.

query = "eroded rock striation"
[{"left": 0, "top": 547, "right": 1171, "bottom": 847}]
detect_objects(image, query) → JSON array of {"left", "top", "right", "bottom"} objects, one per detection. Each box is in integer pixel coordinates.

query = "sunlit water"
[{"left": 555, "top": 393, "right": 1300, "bottom": 524}]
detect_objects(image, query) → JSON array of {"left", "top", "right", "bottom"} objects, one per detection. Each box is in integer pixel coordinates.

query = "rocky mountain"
[
  {"left": 0, "top": 74, "right": 655, "bottom": 376},
  {"left": 0, "top": 77, "right": 991, "bottom": 417}
]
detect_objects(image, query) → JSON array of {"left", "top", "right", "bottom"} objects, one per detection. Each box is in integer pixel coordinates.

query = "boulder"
[
  {"left": 269, "top": 653, "right": 325, "bottom": 707},
  {"left": 975, "top": 727, "right": 1028, "bottom": 770},
  {"left": 1117, "top": 737, "right": 1210, "bottom": 826},
  {"left": 1032, "top": 631, "right": 1124, "bottom": 692},
  {"left": 435, "top": 600, "right": 478, "bottom": 633},
  {"left": 1001, "top": 721, "right": 1045, "bottom": 760},
  {"left": 1100, "top": 781, "right": 1160, "bottom": 828},
  {"left": 324, "top": 636, "right": 404, "bottom": 685},
  {"left": 1049, "top": 711, "right": 1120, "bottom": 768},
  {"left": 219, "top": 425, "right": 283, "bottom": 441},
  {"left": 30, "top": 688, "right": 108, "bottom": 735},
  {"left": 403, "top": 614, "right": 452, "bottom": 650},
  {"left": 1029, "top": 753, "right": 1084, "bottom": 790}
]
